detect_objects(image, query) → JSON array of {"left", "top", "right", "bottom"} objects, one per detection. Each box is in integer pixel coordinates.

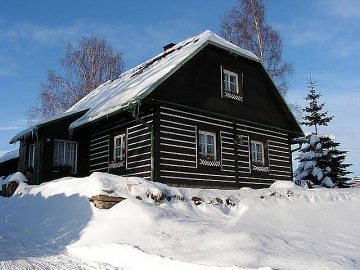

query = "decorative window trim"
[
  {"left": 199, "top": 159, "right": 221, "bottom": 167},
  {"left": 53, "top": 140, "right": 78, "bottom": 174},
  {"left": 109, "top": 160, "right": 125, "bottom": 169},
  {"left": 252, "top": 165, "right": 269, "bottom": 172},
  {"left": 224, "top": 91, "right": 244, "bottom": 101}
]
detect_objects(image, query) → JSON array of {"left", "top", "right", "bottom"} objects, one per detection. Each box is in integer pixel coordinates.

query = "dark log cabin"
[
  {"left": 0, "top": 148, "right": 19, "bottom": 178},
  {"left": 10, "top": 30, "right": 303, "bottom": 188}
]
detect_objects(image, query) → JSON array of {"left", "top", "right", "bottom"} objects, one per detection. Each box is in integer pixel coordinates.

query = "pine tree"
[
  {"left": 320, "top": 136, "right": 352, "bottom": 187},
  {"left": 301, "top": 76, "right": 333, "bottom": 134},
  {"left": 294, "top": 75, "right": 351, "bottom": 188}
]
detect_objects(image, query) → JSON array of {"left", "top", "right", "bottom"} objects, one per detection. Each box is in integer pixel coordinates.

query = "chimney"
[{"left": 163, "top": 42, "right": 176, "bottom": 51}]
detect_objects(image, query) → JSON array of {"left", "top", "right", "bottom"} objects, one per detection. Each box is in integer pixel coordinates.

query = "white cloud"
[
  {"left": 323, "top": 0, "right": 360, "bottom": 18},
  {"left": 281, "top": 18, "right": 333, "bottom": 48},
  {"left": 0, "top": 55, "right": 18, "bottom": 77}
]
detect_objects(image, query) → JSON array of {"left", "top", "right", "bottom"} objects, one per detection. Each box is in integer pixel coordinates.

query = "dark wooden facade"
[
  {"left": 87, "top": 111, "right": 152, "bottom": 179},
  {"left": 0, "top": 154, "right": 18, "bottom": 178},
  {"left": 11, "top": 34, "right": 303, "bottom": 188},
  {"left": 15, "top": 112, "right": 89, "bottom": 185}
]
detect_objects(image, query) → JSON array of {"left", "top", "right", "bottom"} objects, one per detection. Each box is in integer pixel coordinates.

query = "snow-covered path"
[{"left": 0, "top": 222, "right": 119, "bottom": 269}]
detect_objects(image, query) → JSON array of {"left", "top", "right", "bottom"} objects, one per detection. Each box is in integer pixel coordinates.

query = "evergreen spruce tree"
[
  {"left": 301, "top": 76, "right": 333, "bottom": 134},
  {"left": 294, "top": 75, "right": 351, "bottom": 188},
  {"left": 321, "top": 136, "right": 352, "bottom": 186}
]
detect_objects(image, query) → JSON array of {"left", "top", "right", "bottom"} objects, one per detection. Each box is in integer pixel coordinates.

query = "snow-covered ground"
[{"left": 1, "top": 172, "right": 359, "bottom": 270}]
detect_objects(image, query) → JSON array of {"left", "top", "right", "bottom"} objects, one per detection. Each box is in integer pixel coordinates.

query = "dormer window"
[
  {"left": 221, "top": 67, "right": 243, "bottom": 102},
  {"left": 223, "top": 69, "right": 238, "bottom": 93}
]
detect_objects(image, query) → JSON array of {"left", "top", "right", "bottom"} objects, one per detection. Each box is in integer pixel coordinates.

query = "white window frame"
[
  {"left": 28, "top": 143, "right": 35, "bottom": 168},
  {"left": 251, "top": 141, "right": 265, "bottom": 166},
  {"left": 223, "top": 69, "right": 239, "bottom": 94},
  {"left": 53, "top": 140, "right": 78, "bottom": 173},
  {"left": 113, "top": 133, "right": 126, "bottom": 162},
  {"left": 198, "top": 131, "right": 217, "bottom": 161}
]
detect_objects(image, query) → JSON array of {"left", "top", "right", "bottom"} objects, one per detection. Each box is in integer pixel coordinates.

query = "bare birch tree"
[
  {"left": 220, "top": 0, "right": 293, "bottom": 97},
  {"left": 28, "top": 36, "right": 124, "bottom": 123}
]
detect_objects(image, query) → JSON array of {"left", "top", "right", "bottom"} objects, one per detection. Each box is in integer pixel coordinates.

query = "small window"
[
  {"left": 199, "top": 131, "right": 217, "bottom": 161},
  {"left": 223, "top": 69, "right": 239, "bottom": 94},
  {"left": 53, "top": 140, "right": 77, "bottom": 173},
  {"left": 28, "top": 144, "right": 35, "bottom": 168},
  {"left": 221, "top": 67, "right": 243, "bottom": 101},
  {"left": 113, "top": 133, "right": 126, "bottom": 162},
  {"left": 251, "top": 141, "right": 264, "bottom": 166}
]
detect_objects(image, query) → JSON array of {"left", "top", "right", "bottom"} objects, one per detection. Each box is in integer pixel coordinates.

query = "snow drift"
[{"left": 1, "top": 172, "right": 360, "bottom": 270}]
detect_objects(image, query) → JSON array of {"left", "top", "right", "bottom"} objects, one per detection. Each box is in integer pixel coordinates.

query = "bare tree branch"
[
  {"left": 220, "top": 0, "right": 293, "bottom": 97},
  {"left": 28, "top": 36, "right": 124, "bottom": 122}
]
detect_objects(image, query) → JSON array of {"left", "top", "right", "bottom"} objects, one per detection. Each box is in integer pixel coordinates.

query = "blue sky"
[{"left": 1, "top": 0, "right": 359, "bottom": 177}]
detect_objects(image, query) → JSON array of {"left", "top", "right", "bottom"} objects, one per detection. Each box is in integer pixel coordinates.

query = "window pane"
[
  {"left": 53, "top": 140, "right": 77, "bottom": 173},
  {"left": 199, "top": 133, "right": 205, "bottom": 143},
  {"left": 114, "top": 134, "right": 126, "bottom": 161},
  {"left": 207, "top": 145, "right": 214, "bottom": 155},
  {"left": 28, "top": 144, "right": 35, "bottom": 168},
  {"left": 223, "top": 70, "right": 238, "bottom": 94},
  {"left": 206, "top": 134, "right": 214, "bottom": 145},
  {"left": 199, "top": 131, "right": 216, "bottom": 161},
  {"left": 251, "top": 141, "right": 264, "bottom": 165}
]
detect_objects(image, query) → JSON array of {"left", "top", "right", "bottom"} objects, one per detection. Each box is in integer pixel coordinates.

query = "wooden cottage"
[
  {"left": 11, "top": 30, "right": 303, "bottom": 188},
  {"left": 0, "top": 148, "right": 19, "bottom": 178}
]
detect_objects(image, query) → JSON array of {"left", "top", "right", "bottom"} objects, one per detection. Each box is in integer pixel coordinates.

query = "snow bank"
[
  {"left": 4, "top": 172, "right": 27, "bottom": 185},
  {"left": 2, "top": 173, "right": 360, "bottom": 270}
]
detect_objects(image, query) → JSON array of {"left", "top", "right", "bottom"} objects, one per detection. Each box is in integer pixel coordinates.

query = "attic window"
[{"left": 221, "top": 67, "right": 243, "bottom": 102}]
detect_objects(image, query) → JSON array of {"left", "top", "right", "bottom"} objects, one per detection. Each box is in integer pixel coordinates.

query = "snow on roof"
[
  {"left": 67, "top": 30, "right": 260, "bottom": 129},
  {"left": 9, "top": 109, "right": 87, "bottom": 144},
  {"left": 0, "top": 148, "right": 19, "bottom": 163}
]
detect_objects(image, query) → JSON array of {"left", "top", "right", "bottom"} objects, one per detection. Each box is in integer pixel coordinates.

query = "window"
[
  {"left": 251, "top": 141, "right": 264, "bottom": 166},
  {"left": 28, "top": 144, "right": 35, "bottom": 168},
  {"left": 199, "top": 131, "right": 216, "bottom": 161},
  {"left": 223, "top": 69, "right": 239, "bottom": 94},
  {"left": 53, "top": 140, "right": 77, "bottom": 173},
  {"left": 113, "top": 133, "right": 126, "bottom": 162},
  {"left": 221, "top": 67, "right": 243, "bottom": 101}
]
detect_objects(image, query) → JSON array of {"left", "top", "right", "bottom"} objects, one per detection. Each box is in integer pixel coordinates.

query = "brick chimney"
[{"left": 163, "top": 42, "right": 176, "bottom": 51}]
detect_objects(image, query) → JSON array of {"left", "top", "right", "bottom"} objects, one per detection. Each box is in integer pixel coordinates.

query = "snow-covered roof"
[
  {"left": 67, "top": 30, "right": 260, "bottom": 129},
  {"left": 9, "top": 109, "right": 87, "bottom": 144},
  {"left": 0, "top": 148, "right": 19, "bottom": 163}
]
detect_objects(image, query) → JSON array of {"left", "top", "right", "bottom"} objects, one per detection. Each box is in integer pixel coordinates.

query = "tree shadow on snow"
[{"left": 0, "top": 192, "right": 93, "bottom": 260}]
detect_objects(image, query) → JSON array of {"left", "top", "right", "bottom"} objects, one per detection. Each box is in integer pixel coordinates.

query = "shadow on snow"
[{"left": 0, "top": 192, "right": 93, "bottom": 260}]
